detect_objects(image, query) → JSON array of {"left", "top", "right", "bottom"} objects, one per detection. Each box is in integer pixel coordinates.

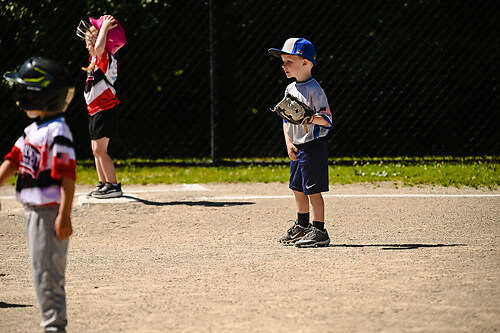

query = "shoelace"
[
  {"left": 302, "top": 227, "right": 319, "bottom": 239},
  {"left": 286, "top": 220, "right": 300, "bottom": 233}
]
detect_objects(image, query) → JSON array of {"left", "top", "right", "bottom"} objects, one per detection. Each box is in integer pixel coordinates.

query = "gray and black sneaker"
[
  {"left": 294, "top": 226, "right": 330, "bottom": 248},
  {"left": 93, "top": 183, "right": 123, "bottom": 199},
  {"left": 87, "top": 182, "right": 104, "bottom": 197},
  {"left": 278, "top": 220, "right": 311, "bottom": 244}
]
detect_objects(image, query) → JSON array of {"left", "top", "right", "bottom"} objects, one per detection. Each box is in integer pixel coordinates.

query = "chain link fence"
[{"left": 1, "top": 0, "right": 499, "bottom": 162}]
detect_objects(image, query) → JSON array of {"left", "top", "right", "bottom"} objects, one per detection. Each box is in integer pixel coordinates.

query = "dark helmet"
[{"left": 3, "top": 57, "right": 75, "bottom": 112}]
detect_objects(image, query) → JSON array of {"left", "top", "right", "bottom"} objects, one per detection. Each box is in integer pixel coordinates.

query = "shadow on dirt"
[
  {"left": 0, "top": 301, "right": 32, "bottom": 308},
  {"left": 122, "top": 195, "right": 254, "bottom": 207},
  {"left": 331, "top": 244, "right": 466, "bottom": 250}
]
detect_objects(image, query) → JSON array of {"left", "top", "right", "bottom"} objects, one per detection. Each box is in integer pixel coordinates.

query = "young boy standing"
[
  {"left": 0, "top": 57, "right": 76, "bottom": 332},
  {"left": 268, "top": 38, "right": 333, "bottom": 247}
]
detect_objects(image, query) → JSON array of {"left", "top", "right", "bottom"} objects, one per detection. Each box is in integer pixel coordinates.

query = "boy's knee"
[
  {"left": 308, "top": 192, "right": 324, "bottom": 202},
  {"left": 91, "top": 145, "right": 107, "bottom": 157}
]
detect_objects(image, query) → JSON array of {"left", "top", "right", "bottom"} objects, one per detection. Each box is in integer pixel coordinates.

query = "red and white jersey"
[
  {"left": 84, "top": 51, "right": 119, "bottom": 115},
  {"left": 4, "top": 115, "right": 76, "bottom": 206}
]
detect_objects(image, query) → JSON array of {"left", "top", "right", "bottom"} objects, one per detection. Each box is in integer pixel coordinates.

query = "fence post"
[{"left": 209, "top": 0, "right": 219, "bottom": 164}]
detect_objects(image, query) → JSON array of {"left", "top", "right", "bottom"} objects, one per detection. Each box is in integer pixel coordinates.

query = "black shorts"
[{"left": 88, "top": 106, "right": 118, "bottom": 140}]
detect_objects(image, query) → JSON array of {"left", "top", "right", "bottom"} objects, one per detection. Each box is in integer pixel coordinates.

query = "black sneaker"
[
  {"left": 87, "top": 182, "right": 104, "bottom": 197},
  {"left": 294, "top": 226, "right": 330, "bottom": 248},
  {"left": 93, "top": 183, "right": 123, "bottom": 199},
  {"left": 278, "top": 220, "right": 311, "bottom": 244}
]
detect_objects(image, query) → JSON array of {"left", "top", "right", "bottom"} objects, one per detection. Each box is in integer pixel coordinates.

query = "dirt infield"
[{"left": 1, "top": 182, "right": 499, "bottom": 333}]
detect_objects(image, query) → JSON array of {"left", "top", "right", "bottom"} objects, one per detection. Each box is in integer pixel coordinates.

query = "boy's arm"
[
  {"left": 54, "top": 176, "right": 75, "bottom": 240},
  {"left": 94, "top": 15, "right": 117, "bottom": 58},
  {"left": 0, "top": 160, "right": 17, "bottom": 212},
  {"left": 309, "top": 115, "right": 331, "bottom": 127},
  {"left": 0, "top": 160, "right": 16, "bottom": 186},
  {"left": 310, "top": 115, "right": 330, "bottom": 127},
  {"left": 283, "top": 122, "right": 298, "bottom": 161}
]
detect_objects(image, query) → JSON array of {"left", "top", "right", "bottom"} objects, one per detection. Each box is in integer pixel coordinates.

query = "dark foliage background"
[{"left": 1, "top": 0, "right": 499, "bottom": 161}]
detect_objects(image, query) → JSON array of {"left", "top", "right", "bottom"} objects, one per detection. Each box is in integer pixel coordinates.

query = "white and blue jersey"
[
  {"left": 283, "top": 77, "right": 332, "bottom": 195},
  {"left": 283, "top": 78, "right": 332, "bottom": 145}
]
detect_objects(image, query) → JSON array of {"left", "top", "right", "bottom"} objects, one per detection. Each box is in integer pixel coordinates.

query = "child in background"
[
  {"left": 76, "top": 14, "right": 125, "bottom": 198},
  {"left": 0, "top": 57, "right": 76, "bottom": 332},
  {"left": 268, "top": 38, "right": 333, "bottom": 247}
]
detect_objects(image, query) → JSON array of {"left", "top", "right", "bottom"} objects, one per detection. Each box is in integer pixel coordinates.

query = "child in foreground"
[
  {"left": 268, "top": 38, "right": 333, "bottom": 247},
  {"left": 1, "top": 57, "right": 76, "bottom": 332}
]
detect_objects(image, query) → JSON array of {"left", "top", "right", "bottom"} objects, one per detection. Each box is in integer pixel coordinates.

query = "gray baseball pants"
[{"left": 25, "top": 204, "right": 69, "bottom": 332}]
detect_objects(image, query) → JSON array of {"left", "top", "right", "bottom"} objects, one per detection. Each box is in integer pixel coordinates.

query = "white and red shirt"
[
  {"left": 4, "top": 115, "right": 76, "bottom": 206},
  {"left": 283, "top": 78, "right": 333, "bottom": 145},
  {"left": 84, "top": 51, "right": 119, "bottom": 115}
]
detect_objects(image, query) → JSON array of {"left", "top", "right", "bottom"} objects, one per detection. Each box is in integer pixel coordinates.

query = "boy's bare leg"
[
  {"left": 293, "top": 190, "right": 310, "bottom": 214},
  {"left": 309, "top": 193, "right": 325, "bottom": 222},
  {"left": 91, "top": 137, "right": 117, "bottom": 184},
  {"left": 92, "top": 139, "right": 107, "bottom": 183},
  {"left": 295, "top": 192, "right": 330, "bottom": 247},
  {"left": 93, "top": 155, "right": 105, "bottom": 184},
  {"left": 277, "top": 190, "right": 311, "bottom": 244}
]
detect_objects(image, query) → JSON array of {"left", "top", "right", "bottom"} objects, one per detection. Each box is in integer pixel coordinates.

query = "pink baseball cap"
[{"left": 89, "top": 16, "right": 126, "bottom": 55}]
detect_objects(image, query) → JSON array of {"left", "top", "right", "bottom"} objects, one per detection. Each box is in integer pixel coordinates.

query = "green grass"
[
  {"left": 5, "top": 159, "right": 499, "bottom": 189},
  {"left": 332, "top": 162, "right": 498, "bottom": 188},
  {"left": 80, "top": 160, "right": 498, "bottom": 189}
]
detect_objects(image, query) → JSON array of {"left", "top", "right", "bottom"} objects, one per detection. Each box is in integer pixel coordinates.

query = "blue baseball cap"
[{"left": 268, "top": 38, "right": 317, "bottom": 65}]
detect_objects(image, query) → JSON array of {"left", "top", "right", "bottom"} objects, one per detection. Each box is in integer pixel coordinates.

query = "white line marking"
[
  {"left": 1, "top": 184, "right": 211, "bottom": 200},
  {"left": 200, "top": 194, "right": 500, "bottom": 200},
  {"left": 76, "top": 183, "right": 210, "bottom": 196},
  {"left": 125, "top": 184, "right": 210, "bottom": 194},
  {"left": 2, "top": 186, "right": 498, "bottom": 201}
]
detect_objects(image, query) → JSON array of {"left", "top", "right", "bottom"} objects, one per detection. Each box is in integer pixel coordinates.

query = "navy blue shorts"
[{"left": 289, "top": 137, "right": 329, "bottom": 195}]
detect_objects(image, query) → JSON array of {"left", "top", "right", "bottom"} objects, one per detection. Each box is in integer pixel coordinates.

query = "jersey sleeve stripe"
[
  {"left": 51, "top": 135, "right": 74, "bottom": 149},
  {"left": 4, "top": 145, "right": 22, "bottom": 170}
]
